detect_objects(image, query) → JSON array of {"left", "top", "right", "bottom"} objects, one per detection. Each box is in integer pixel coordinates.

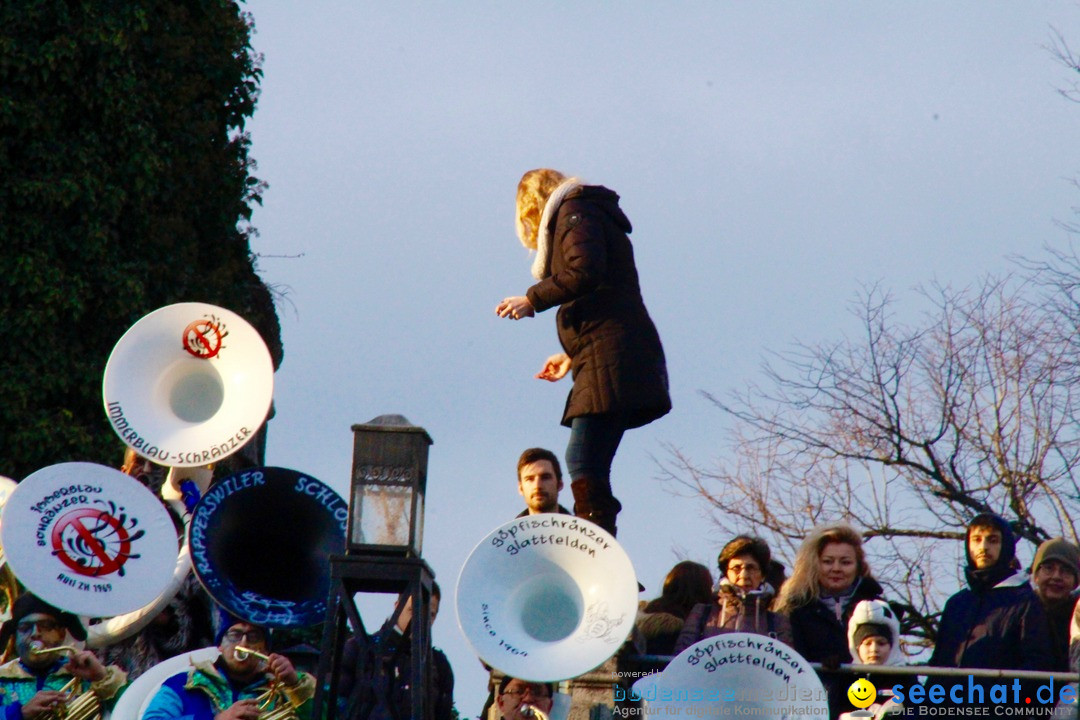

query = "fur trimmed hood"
[
  {"left": 531, "top": 177, "right": 583, "bottom": 280},
  {"left": 847, "top": 599, "right": 903, "bottom": 665}
]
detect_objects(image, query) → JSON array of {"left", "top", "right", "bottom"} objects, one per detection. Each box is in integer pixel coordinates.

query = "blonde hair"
[
  {"left": 515, "top": 168, "right": 567, "bottom": 250},
  {"left": 775, "top": 524, "right": 870, "bottom": 614}
]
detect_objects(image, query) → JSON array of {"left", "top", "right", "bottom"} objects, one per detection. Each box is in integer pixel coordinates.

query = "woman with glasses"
[{"left": 673, "top": 536, "right": 793, "bottom": 654}]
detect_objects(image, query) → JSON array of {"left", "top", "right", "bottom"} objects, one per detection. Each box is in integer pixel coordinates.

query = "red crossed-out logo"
[
  {"left": 50, "top": 503, "right": 145, "bottom": 578},
  {"left": 182, "top": 315, "right": 228, "bottom": 359}
]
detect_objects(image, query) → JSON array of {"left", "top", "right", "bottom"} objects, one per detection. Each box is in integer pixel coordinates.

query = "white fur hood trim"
[
  {"left": 531, "top": 177, "right": 583, "bottom": 280},
  {"left": 847, "top": 599, "right": 904, "bottom": 665}
]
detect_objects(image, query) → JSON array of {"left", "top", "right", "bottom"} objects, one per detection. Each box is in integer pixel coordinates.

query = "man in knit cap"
[
  {"left": 1031, "top": 538, "right": 1080, "bottom": 671},
  {"left": 142, "top": 614, "right": 313, "bottom": 720},
  {"left": 0, "top": 594, "right": 127, "bottom": 719}
]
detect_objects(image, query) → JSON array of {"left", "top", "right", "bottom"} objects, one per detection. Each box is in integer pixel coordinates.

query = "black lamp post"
[{"left": 314, "top": 415, "right": 435, "bottom": 720}]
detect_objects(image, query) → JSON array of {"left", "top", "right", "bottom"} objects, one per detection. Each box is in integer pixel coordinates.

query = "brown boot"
[{"left": 570, "top": 475, "right": 622, "bottom": 537}]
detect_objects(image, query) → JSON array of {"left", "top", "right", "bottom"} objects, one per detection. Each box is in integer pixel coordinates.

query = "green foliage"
[{"left": 0, "top": 0, "right": 281, "bottom": 480}]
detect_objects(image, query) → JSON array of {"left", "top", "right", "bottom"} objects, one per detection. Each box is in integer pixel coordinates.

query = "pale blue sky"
[{"left": 243, "top": 2, "right": 1080, "bottom": 714}]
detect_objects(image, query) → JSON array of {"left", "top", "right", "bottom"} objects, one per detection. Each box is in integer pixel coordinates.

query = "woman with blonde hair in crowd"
[{"left": 776, "top": 524, "right": 885, "bottom": 719}]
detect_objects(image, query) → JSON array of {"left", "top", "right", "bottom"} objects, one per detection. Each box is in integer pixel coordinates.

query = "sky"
[{"left": 240, "top": 2, "right": 1080, "bottom": 715}]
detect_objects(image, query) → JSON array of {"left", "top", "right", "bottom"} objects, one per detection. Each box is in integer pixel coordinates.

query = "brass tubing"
[
  {"left": 234, "top": 645, "right": 271, "bottom": 663},
  {"left": 30, "top": 645, "right": 80, "bottom": 657}
]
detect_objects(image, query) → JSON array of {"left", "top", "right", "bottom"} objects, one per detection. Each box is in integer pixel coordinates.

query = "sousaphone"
[
  {"left": 0, "top": 462, "right": 180, "bottom": 619},
  {"left": 0, "top": 463, "right": 186, "bottom": 716},
  {"left": 108, "top": 646, "right": 219, "bottom": 719},
  {"left": 102, "top": 302, "right": 274, "bottom": 467},
  {"left": 0, "top": 475, "right": 20, "bottom": 625},
  {"left": 631, "top": 633, "right": 828, "bottom": 716},
  {"left": 456, "top": 514, "right": 639, "bottom": 682},
  {"left": 90, "top": 302, "right": 272, "bottom": 645},
  {"left": 108, "top": 469, "right": 346, "bottom": 719},
  {"left": 188, "top": 466, "right": 347, "bottom": 627}
]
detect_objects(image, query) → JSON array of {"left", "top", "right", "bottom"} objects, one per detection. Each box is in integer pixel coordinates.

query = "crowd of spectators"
[
  {"left": 630, "top": 512, "right": 1080, "bottom": 720},
  {"left": 3, "top": 443, "right": 1079, "bottom": 720},
  {"left": 492, "top": 447, "right": 1080, "bottom": 720}
]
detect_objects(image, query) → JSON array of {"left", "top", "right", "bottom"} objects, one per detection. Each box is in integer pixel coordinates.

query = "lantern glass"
[
  {"left": 414, "top": 492, "right": 424, "bottom": 555},
  {"left": 356, "top": 483, "right": 413, "bottom": 548},
  {"left": 348, "top": 415, "right": 431, "bottom": 557}
]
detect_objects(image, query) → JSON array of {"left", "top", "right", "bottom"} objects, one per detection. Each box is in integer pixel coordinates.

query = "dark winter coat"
[
  {"left": 339, "top": 619, "right": 455, "bottom": 720},
  {"left": 633, "top": 603, "right": 686, "bottom": 657},
  {"left": 525, "top": 185, "right": 670, "bottom": 429},
  {"left": 928, "top": 572, "right": 1051, "bottom": 673},
  {"left": 1039, "top": 594, "right": 1074, "bottom": 673},
  {"left": 925, "top": 513, "right": 1053, "bottom": 707},
  {"left": 673, "top": 580, "right": 793, "bottom": 654},
  {"left": 786, "top": 576, "right": 885, "bottom": 718},
  {"left": 788, "top": 577, "right": 885, "bottom": 666}
]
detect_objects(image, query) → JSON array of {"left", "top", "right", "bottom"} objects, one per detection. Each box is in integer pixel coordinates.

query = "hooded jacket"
[
  {"left": 673, "top": 580, "right": 793, "bottom": 654},
  {"left": 525, "top": 183, "right": 671, "bottom": 428},
  {"left": 846, "top": 599, "right": 903, "bottom": 666},
  {"left": 928, "top": 514, "right": 1051, "bottom": 674},
  {"left": 839, "top": 600, "right": 907, "bottom": 720}
]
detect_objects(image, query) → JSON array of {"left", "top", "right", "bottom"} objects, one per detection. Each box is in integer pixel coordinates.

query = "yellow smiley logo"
[{"left": 847, "top": 678, "right": 877, "bottom": 709}]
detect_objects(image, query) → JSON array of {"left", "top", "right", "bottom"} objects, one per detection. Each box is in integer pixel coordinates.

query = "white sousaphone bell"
[
  {"left": 102, "top": 302, "right": 274, "bottom": 468},
  {"left": 456, "top": 514, "right": 639, "bottom": 682},
  {"left": 631, "top": 633, "right": 828, "bottom": 716},
  {"left": 110, "top": 646, "right": 220, "bottom": 719},
  {"left": 67, "top": 302, "right": 274, "bottom": 647},
  {"left": 0, "top": 462, "right": 181, "bottom": 619}
]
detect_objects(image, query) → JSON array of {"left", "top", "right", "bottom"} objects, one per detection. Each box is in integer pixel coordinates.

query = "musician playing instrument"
[
  {"left": 495, "top": 677, "right": 554, "bottom": 720},
  {"left": 141, "top": 617, "right": 314, "bottom": 720},
  {"left": 0, "top": 595, "right": 126, "bottom": 719}
]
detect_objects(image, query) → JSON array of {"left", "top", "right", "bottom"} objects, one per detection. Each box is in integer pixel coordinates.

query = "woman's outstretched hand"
[
  {"left": 496, "top": 296, "right": 535, "bottom": 320},
  {"left": 536, "top": 353, "right": 571, "bottom": 381}
]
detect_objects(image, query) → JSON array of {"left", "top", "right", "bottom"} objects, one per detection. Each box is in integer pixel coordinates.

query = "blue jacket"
[{"left": 141, "top": 659, "right": 314, "bottom": 720}]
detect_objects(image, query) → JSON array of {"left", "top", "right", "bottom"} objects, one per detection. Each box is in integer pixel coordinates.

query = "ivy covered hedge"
[{"left": 0, "top": 1, "right": 282, "bottom": 480}]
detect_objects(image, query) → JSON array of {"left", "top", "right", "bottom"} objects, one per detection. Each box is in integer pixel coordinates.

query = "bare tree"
[
  {"left": 1047, "top": 27, "right": 1080, "bottom": 104},
  {"left": 660, "top": 273, "right": 1080, "bottom": 650}
]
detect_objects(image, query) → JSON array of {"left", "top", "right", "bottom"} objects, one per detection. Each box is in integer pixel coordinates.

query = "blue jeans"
[
  {"left": 565, "top": 413, "right": 627, "bottom": 481},
  {"left": 565, "top": 414, "right": 626, "bottom": 533}
]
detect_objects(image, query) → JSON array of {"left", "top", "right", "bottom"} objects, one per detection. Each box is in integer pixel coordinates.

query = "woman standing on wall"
[{"left": 496, "top": 168, "right": 670, "bottom": 537}]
